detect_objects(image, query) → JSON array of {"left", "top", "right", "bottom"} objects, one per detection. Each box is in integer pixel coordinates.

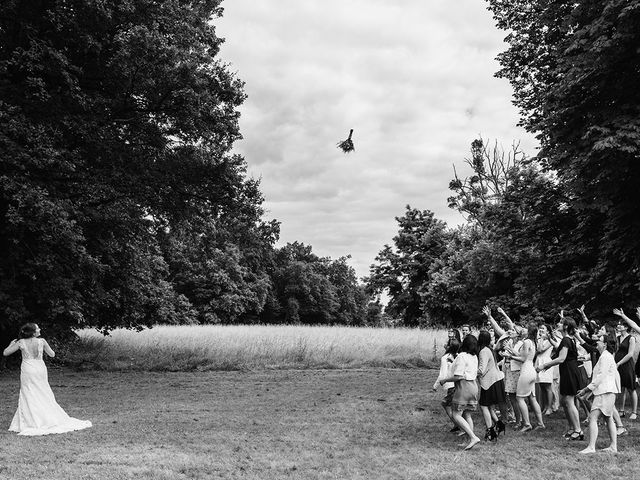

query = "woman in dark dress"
[
  {"left": 537, "top": 317, "right": 583, "bottom": 440},
  {"left": 614, "top": 322, "right": 637, "bottom": 419}
]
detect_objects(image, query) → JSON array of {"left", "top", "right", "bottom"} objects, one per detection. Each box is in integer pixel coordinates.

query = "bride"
[{"left": 3, "top": 323, "right": 92, "bottom": 436}]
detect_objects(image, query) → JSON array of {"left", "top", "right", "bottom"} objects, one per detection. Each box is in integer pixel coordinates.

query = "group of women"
[{"left": 433, "top": 305, "right": 640, "bottom": 452}]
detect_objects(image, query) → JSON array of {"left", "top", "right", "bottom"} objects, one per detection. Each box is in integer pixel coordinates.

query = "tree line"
[
  {"left": 366, "top": 0, "right": 640, "bottom": 327},
  {"left": 2, "top": 0, "right": 638, "bottom": 337}
]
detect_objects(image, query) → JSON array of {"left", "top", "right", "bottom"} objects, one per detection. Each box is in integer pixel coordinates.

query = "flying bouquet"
[{"left": 337, "top": 129, "right": 355, "bottom": 153}]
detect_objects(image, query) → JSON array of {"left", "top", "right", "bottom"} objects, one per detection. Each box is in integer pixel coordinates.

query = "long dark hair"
[
  {"left": 527, "top": 322, "right": 538, "bottom": 347},
  {"left": 477, "top": 330, "right": 492, "bottom": 350},
  {"left": 447, "top": 328, "right": 461, "bottom": 342},
  {"left": 19, "top": 323, "right": 37, "bottom": 339},
  {"left": 459, "top": 334, "right": 478, "bottom": 356},
  {"left": 445, "top": 338, "right": 461, "bottom": 356},
  {"left": 605, "top": 335, "right": 618, "bottom": 354},
  {"left": 563, "top": 317, "right": 577, "bottom": 335}
]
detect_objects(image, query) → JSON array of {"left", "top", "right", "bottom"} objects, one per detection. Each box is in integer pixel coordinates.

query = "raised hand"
[
  {"left": 559, "top": 309, "right": 564, "bottom": 319},
  {"left": 577, "top": 304, "right": 585, "bottom": 315},
  {"left": 613, "top": 308, "right": 625, "bottom": 318},
  {"left": 636, "top": 307, "right": 640, "bottom": 320},
  {"left": 482, "top": 306, "right": 491, "bottom": 317}
]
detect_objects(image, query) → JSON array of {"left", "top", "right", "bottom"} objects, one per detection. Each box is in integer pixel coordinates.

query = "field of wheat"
[{"left": 69, "top": 325, "right": 449, "bottom": 371}]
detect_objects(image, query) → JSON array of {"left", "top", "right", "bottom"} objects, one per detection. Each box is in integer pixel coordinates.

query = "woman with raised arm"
[
  {"left": 613, "top": 307, "right": 640, "bottom": 420},
  {"left": 440, "top": 334, "right": 481, "bottom": 450},
  {"left": 484, "top": 307, "right": 520, "bottom": 425},
  {"left": 483, "top": 306, "right": 507, "bottom": 339},
  {"left": 536, "top": 317, "right": 583, "bottom": 440},
  {"left": 506, "top": 323, "right": 546, "bottom": 432},
  {"left": 577, "top": 332, "right": 620, "bottom": 454},
  {"left": 477, "top": 330, "right": 508, "bottom": 440},
  {"left": 612, "top": 318, "right": 637, "bottom": 420},
  {"left": 3, "top": 323, "right": 92, "bottom": 436}
]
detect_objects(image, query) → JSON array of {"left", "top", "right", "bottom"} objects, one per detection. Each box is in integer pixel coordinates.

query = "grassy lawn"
[{"left": 1, "top": 367, "right": 639, "bottom": 479}]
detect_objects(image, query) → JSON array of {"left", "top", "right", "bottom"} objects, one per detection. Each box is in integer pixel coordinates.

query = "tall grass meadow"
[{"left": 69, "top": 325, "right": 449, "bottom": 371}]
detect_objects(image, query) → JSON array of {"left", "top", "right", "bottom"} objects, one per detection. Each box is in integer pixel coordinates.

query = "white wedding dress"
[{"left": 9, "top": 338, "right": 92, "bottom": 436}]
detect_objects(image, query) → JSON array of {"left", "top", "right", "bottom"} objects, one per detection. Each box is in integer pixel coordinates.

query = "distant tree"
[
  {"left": 266, "top": 242, "right": 369, "bottom": 325},
  {"left": 367, "top": 207, "right": 449, "bottom": 327},
  {"left": 447, "top": 138, "right": 527, "bottom": 227}
]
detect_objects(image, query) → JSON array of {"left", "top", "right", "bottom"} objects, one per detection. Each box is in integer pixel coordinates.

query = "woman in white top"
[
  {"left": 3, "top": 323, "right": 92, "bottom": 436},
  {"left": 577, "top": 332, "right": 620, "bottom": 454},
  {"left": 440, "top": 334, "right": 480, "bottom": 450},
  {"left": 433, "top": 339, "right": 461, "bottom": 432}
]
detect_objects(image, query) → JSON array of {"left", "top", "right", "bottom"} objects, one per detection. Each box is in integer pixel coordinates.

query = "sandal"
[
  {"left": 563, "top": 430, "right": 575, "bottom": 439},
  {"left": 568, "top": 431, "right": 585, "bottom": 441},
  {"left": 630, "top": 412, "right": 637, "bottom": 420}
]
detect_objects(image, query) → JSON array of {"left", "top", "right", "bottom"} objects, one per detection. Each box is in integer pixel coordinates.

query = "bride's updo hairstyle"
[{"left": 19, "top": 323, "right": 38, "bottom": 339}]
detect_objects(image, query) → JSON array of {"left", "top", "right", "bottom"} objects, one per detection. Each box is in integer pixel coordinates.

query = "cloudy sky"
[{"left": 216, "top": 1, "right": 538, "bottom": 280}]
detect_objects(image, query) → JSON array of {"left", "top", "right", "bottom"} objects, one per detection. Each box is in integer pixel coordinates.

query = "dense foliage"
[
  {"left": 0, "top": 0, "right": 371, "bottom": 343},
  {"left": 368, "top": 0, "right": 640, "bottom": 326}
]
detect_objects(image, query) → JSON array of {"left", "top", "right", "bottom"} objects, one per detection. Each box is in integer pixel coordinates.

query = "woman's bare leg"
[
  {"left": 579, "top": 409, "right": 600, "bottom": 453},
  {"left": 452, "top": 410, "right": 480, "bottom": 450}
]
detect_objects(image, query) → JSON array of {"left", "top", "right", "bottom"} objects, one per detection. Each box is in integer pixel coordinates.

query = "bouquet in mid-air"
[{"left": 337, "top": 129, "right": 355, "bottom": 153}]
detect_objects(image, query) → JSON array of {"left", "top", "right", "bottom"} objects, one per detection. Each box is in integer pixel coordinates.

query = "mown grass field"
[{"left": 1, "top": 326, "right": 639, "bottom": 479}]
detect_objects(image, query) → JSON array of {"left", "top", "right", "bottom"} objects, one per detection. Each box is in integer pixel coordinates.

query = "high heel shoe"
[
  {"left": 568, "top": 430, "right": 584, "bottom": 441},
  {"left": 484, "top": 426, "right": 498, "bottom": 442},
  {"left": 495, "top": 419, "right": 506, "bottom": 437}
]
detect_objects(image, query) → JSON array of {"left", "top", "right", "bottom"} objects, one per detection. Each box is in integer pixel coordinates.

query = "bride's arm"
[
  {"left": 42, "top": 339, "right": 55, "bottom": 357},
  {"left": 3, "top": 339, "right": 20, "bottom": 356}
]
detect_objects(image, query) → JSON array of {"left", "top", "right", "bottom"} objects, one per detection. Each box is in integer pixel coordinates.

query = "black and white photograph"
[{"left": 1, "top": 0, "right": 639, "bottom": 478}]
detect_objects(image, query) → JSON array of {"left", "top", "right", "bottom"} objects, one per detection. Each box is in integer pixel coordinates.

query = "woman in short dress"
[
  {"left": 477, "top": 330, "right": 508, "bottom": 440},
  {"left": 503, "top": 328, "right": 524, "bottom": 428},
  {"left": 614, "top": 321, "right": 637, "bottom": 419},
  {"left": 440, "top": 334, "right": 480, "bottom": 450},
  {"left": 508, "top": 323, "right": 545, "bottom": 431},
  {"left": 537, "top": 317, "right": 583, "bottom": 440}
]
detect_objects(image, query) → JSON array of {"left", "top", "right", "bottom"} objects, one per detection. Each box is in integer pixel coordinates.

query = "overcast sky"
[{"left": 216, "top": 1, "right": 538, "bottom": 280}]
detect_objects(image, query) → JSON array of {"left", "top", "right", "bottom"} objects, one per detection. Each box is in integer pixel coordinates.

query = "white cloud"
[{"left": 216, "top": 0, "right": 539, "bottom": 280}]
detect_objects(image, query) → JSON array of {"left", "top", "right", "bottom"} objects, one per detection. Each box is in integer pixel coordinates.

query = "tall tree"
[
  {"left": 0, "top": 0, "right": 261, "bottom": 334},
  {"left": 486, "top": 0, "right": 640, "bottom": 306}
]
